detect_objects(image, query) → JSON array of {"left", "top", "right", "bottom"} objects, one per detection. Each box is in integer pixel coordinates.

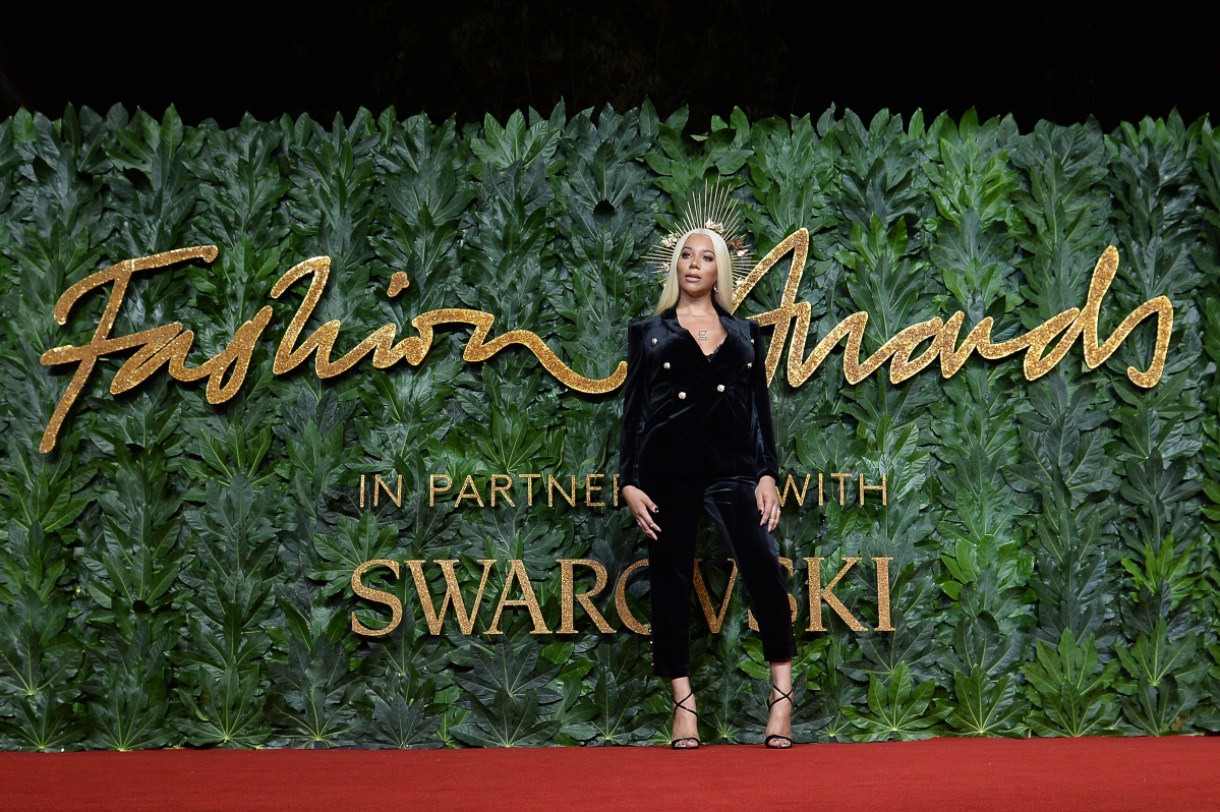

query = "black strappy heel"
[
  {"left": 764, "top": 684, "right": 794, "bottom": 749},
  {"left": 671, "top": 690, "right": 701, "bottom": 750}
]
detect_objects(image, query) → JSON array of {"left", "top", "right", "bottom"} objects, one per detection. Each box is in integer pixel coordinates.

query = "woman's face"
[{"left": 676, "top": 233, "right": 718, "bottom": 299}]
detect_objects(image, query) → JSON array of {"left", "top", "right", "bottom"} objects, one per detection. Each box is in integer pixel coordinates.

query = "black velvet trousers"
[{"left": 645, "top": 476, "right": 798, "bottom": 677}]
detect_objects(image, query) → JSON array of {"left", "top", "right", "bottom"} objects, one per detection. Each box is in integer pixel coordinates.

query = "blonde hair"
[{"left": 654, "top": 228, "right": 734, "bottom": 314}]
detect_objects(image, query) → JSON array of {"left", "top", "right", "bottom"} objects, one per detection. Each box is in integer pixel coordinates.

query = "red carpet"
[{"left": 1, "top": 737, "right": 1216, "bottom": 811}]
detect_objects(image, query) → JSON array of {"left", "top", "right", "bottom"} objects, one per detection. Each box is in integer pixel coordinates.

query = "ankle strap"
[
  {"left": 673, "top": 689, "right": 697, "bottom": 717},
  {"left": 767, "top": 684, "right": 793, "bottom": 708}
]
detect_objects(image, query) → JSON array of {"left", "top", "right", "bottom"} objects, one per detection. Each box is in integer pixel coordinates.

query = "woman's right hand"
[{"left": 622, "top": 485, "right": 661, "bottom": 540}]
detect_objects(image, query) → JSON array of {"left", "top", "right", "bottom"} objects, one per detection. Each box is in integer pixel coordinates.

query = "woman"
[{"left": 619, "top": 227, "right": 797, "bottom": 749}]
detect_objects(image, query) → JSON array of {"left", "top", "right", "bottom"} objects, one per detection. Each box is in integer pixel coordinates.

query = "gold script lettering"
[
  {"left": 39, "top": 247, "right": 625, "bottom": 453},
  {"left": 733, "top": 230, "right": 1172, "bottom": 390},
  {"left": 40, "top": 237, "right": 1171, "bottom": 454}
]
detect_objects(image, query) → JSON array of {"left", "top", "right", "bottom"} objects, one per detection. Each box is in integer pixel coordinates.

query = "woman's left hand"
[{"left": 756, "top": 475, "right": 780, "bottom": 531}]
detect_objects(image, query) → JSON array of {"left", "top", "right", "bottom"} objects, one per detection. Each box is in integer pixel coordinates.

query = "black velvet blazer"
[{"left": 618, "top": 303, "right": 780, "bottom": 492}]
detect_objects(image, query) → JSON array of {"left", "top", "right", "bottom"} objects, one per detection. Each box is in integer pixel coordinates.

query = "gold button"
[
  {"left": 678, "top": 391, "right": 687, "bottom": 399},
  {"left": 716, "top": 384, "right": 725, "bottom": 392},
  {"left": 663, "top": 362, "right": 671, "bottom": 370},
  {"left": 651, "top": 338, "right": 658, "bottom": 345}
]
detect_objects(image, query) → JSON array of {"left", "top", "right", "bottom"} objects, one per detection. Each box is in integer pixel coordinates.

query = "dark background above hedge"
[{"left": 1, "top": 0, "right": 1216, "bottom": 129}]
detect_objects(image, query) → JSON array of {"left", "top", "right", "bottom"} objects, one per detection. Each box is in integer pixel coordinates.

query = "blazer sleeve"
[
  {"left": 749, "top": 320, "right": 780, "bottom": 481},
  {"left": 618, "top": 320, "right": 647, "bottom": 490}
]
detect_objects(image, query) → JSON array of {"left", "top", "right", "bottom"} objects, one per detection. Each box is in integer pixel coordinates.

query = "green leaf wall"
[{"left": 0, "top": 103, "right": 1216, "bottom": 749}]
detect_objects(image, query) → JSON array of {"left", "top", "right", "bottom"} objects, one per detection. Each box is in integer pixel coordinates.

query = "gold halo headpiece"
[{"left": 645, "top": 182, "right": 755, "bottom": 287}]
